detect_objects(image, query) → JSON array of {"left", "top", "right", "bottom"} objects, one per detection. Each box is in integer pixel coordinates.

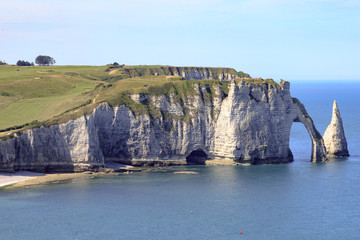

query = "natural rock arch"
[
  {"left": 291, "top": 98, "right": 327, "bottom": 162},
  {"left": 212, "top": 81, "right": 327, "bottom": 164}
]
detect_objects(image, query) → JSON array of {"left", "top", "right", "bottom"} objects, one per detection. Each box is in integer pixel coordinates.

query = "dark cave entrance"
[{"left": 186, "top": 149, "right": 208, "bottom": 164}]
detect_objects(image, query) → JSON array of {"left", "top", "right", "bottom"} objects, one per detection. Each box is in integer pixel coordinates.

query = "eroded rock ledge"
[{"left": 0, "top": 80, "right": 327, "bottom": 172}]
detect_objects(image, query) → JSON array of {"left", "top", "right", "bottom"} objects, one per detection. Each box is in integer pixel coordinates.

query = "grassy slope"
[
  {"left": 0, "top": 65, "right": 105, "bottom": 129},
  {"left": 0, "top": 64, "right": 275, "bottom": 139},
  {"left": 0, "top": 65, "right": 186, "bottom": 137}
]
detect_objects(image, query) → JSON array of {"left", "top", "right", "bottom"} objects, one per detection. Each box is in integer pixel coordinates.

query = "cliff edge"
[{"left": 0, "top": 77, "right": 328, "bottom": 172}]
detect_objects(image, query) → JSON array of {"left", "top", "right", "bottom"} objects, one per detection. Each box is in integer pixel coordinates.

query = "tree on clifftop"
[
  {"left": 16, "top": 60, "right": 33, "bottom": 66},
  {"left": 35, "top": 55, "right": 56, "bottom": 66}
]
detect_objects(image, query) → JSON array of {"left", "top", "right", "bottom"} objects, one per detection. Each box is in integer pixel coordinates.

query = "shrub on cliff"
[{"left": 105, "top": 62, "right": 125, "bottom": 72}]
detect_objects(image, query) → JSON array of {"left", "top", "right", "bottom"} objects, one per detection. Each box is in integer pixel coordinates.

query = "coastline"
[
  {"left": 0, "top": 162, "right": 132, "bottom": 190},
  {"left": 0, "top": 171, "right": 118, "bottom": 190},
  {"left": 0, "top": 171, "right": 44, "bottom": 188},
  {"left": 0, "top": 160, "right": 249, "bottom": 190}
]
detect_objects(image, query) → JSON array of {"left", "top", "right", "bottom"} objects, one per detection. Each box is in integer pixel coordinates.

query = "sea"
[{"left": 1, "top": 80, "right": 360, "bottom": 240}]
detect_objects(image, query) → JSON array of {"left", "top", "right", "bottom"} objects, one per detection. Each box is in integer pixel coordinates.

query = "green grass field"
[
  {"left": 0, "top": 65, "right": 184, "bottom": 136},
  {"left": 0, "top": 65, "right": 105, "bottom": 130},
  {"left": 0, "top": 64, "right": 265, "bottom": 139}
]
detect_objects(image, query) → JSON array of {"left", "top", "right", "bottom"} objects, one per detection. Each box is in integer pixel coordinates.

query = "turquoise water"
[{"left": 1, "top": 81, "right": 360, "bottom": 240}]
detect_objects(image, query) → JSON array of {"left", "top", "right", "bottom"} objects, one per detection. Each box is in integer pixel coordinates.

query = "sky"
[{"left": 1, "top": 0, "right": 360, "bottom": 80}]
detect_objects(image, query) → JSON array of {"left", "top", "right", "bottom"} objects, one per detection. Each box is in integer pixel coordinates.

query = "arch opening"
[
  {"left": 186, "top": 149, "right": 208, "bottom": 164},
  {"left": 290, "top": 122, "right": 312, "bottom": 162}
]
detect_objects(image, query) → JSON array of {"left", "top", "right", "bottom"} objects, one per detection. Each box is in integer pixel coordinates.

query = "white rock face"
[
  {"left": 323, "top": 100, "right": 349, "bottom": 157},
  {"left": 0, "top": 116, "right": 104, "bottom": 172},
  {"left": 0, "top": 80, "right": 328, "bottom": 172},
  {"left": 213, "top": 80, "right": 327, "bottom": 164},
  {"left": 181, "top": 70, "right": 238, "bottom": 81},
  {"left": 171, "top": 68, "right": 238, "bottom": 81}
]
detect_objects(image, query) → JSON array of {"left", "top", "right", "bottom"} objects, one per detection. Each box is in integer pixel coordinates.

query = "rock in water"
[{"left": 323, "top": 100, "right": 349, "bottom": 157}]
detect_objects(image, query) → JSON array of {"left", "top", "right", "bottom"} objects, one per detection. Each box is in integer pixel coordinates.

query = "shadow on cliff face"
[
  {"left": 186, "top": 149, "right": 208, "bottom": 164},
  {"left": 10, "top": 125, "right": 74, "bottom": 173},
  {"left": 44, "top": 164, "right": 75, "bottom": 173}
]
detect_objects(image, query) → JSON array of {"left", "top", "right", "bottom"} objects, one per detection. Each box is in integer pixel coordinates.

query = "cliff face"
[
  {"left": 171, "top": 67, "right": 238, "bottom": 81},
  {"left": 0, "top": 80, "right": 327, "bottom": 172},
  {"left": 213, "top": 81, "right": 327, "bottom": 164},
  {"left": 0, "top": 117, "right": 104, "bottom": 172},
  {"left": 122, "top": 66, "right": 249, "bottom": 81},
  {"left": 323, "top": 100, "right": 349, "bottom": 157}
]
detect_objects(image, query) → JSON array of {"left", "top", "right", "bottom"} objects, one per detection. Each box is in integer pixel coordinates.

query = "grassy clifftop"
[
  {"left": 108, "top": 65, "right": 250, "bottom": 79},
  {"left": 0, "top": 65, "right": 104, "bottom": 131},
  {"left": 0, "top": 64, "right": 276, "bottom": 139}
]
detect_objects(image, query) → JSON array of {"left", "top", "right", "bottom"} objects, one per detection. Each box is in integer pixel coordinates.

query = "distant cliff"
[
  {"left": 107, "top": 65, "right": 250, "bottom": 81},
  {"left": 0, "top": 77, "right": 328, "bottom": 172}
]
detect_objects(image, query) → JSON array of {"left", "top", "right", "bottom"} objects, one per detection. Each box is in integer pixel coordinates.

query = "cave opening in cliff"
[
  {"left": 186, "top": 149, "right": 208, "bottom": 164},
  {"left": 290, "top": 122, "right": 312, "bottom": 161}
]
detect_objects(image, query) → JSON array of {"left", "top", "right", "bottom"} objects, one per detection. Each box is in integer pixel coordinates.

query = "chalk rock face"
[
  {"left": 323, "top": 100, "right": 349, "bottom": 157},
  {"left": 213, "top": 80, "right": 327, "bottom": 164},
  {"left": 180, "top": 70, "right": 238, "bottom": 81},
  {"left": 0, "top": 116, "right": 104, "bottom": 172},
  {"left": 0, "top": 80, "right": 328, "bottom": 172}
]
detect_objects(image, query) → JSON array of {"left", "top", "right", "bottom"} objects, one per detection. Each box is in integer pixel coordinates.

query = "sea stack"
[{"left": 323, "top": 100, "right": 349, "bottom": 157}]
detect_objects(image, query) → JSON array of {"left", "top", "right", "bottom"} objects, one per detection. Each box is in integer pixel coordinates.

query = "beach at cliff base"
[
  {"left": 0, "top": 162, "right": 140, "bottom": 189},
  {"left": 0, "top": 171, "right": 44, "bottom": 188},
  {"left": 0, "top": 171, "right": 119, "bottom": 189}
]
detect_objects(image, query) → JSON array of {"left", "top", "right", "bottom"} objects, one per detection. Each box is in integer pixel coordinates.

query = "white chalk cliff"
[
  {"left": 0, "top": 79, "right": 328, "bottom": 172},
  {"left": 323, "top": 100, "right": 349, "bottom": 157}
]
